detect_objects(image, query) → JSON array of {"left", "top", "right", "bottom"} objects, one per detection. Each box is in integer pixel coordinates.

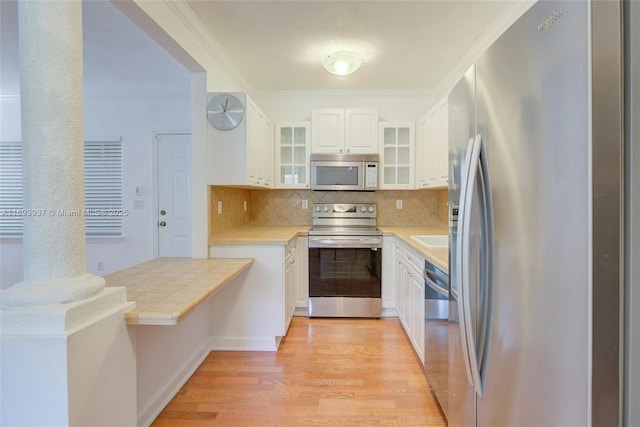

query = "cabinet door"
[
  {"left": 246, "top": 99, "right": 260, "bottom": 185},
  {"left": 345, "top": 109, "right": 378, "bottom": 154},
  {"left": 381, "top": 236, "right": 397, "bottom": 312},
  {"left": 379, "top": 122, "right": 415, "bottom": 189},
  {"left": 413, "top": 273, "right": 425, "bottom": 364},
  {"left": 404, "top": 266, "right": 414, "bottom": 343},
  {"left": 415, "top": 115, "right": 429, "bottom": 189},
  {"left": 284, "top": 257, "right": 295, "bottom": 331},
  {"left": 262, "top": 117, "right": 274, "bottom": 188},
  {"left": 426, "top": 99, "right": 449, "bottom": 189},
  {"left": 276, "top": 122, "right": 310, "bottom": 189},
  {"left": 395, "top": 247, "right": 406, "bottom": 325},
  {"left": 434, "top": 100, "right": 449, "bottom": 187},
  {"left": 295, "top": 236, "right": 309, "bottom": 309},
  {"left": 311, "top": 109, "right": 344, "bottom": 153}
]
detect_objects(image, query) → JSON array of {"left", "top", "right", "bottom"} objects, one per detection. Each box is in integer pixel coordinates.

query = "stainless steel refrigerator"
[{"left": 448, "top": 1, "right": 623, "bottom": 426}]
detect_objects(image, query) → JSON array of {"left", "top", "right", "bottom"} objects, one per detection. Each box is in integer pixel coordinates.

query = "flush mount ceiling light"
[{"left": 321, "top": 50, "right": 364, "bottom": 76}]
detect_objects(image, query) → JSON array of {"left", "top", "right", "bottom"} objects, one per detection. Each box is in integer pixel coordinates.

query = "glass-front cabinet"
[
  {"left": 275, "top": 122, "right": 310, "bottom": 188},
  {"left": 379, "top": 122, "right": 415, "bottom": 189}
]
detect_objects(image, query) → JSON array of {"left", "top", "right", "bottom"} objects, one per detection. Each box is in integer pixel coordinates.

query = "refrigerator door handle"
[
  {"left": 459, "top": 133, "right": 494, "bottom": 399},
  {"left": 456, "top": 136, "right": 477, "bottom": 390}
]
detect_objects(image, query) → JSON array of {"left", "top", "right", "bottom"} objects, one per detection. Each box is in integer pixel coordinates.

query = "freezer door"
[{"left": 475, "top": 1, "right": 590, "bottom": 426}]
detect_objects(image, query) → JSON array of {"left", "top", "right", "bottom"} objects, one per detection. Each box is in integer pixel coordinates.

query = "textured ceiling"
[
  {"left": 1, "top": 1, "right": 514, "bottom": 95},
  {"left": 186, "top": 1, "right": 511, "bottom": 91}
]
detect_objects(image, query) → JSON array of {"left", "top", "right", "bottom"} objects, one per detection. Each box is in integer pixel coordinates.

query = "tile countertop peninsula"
[
  {"left": 105, "top": 257, "right": 253, "bottom": 325},
  {"left": 208, "top": 226, "right": 311, "bottom": 246},
  {"left": 378, "top": 226, "right": 449, "bottom": 272}
]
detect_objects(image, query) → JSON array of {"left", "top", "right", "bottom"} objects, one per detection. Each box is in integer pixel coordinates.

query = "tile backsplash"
[{"left": 210, "top": 186, "right": 448, "bottom": 238}]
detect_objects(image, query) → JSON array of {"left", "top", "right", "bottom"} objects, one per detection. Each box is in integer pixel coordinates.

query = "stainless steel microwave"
[{"left": 310, "top": 153, "right": 379, "bottom": 191}]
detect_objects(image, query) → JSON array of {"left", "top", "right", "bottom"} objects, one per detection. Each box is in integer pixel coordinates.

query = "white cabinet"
[
  {"left": 208, "top": 93, "right": 274, "bottom": 188},
  {"left": 294, "top": 236, "right": 309, "bottom": 314},
  {"left": 275, "top": 122, "right": 310, "bottom": 189},
  {"left": 381, "top": 236, "right": 397, "bottom": 315},
  {"left": 395, "top": 240, "right": 425, "bottom": 364},
  {"left": 415, "top": 115, "right": 429, "bottom": 188},
  {"left": 311, "top": 109, "right": 378, "bottom": 154},
  {"left": 379, "top": 122, "right": 415, "bottom": 189},
  {"left": 209, "top": 242, "right": 294, "bottom": 350},
  {"left": 417, "top": 98, "right": 449, "bottom": 189},
  {"left": 284, "top": 238, "right": 297, "bottom": 331}
]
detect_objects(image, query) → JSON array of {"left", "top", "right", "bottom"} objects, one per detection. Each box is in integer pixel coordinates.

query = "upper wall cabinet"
[
  {"left": 208, "top": 93, "right": 274, "bottom": 188},
  {"left": 415, "top": 115, "right": 429, "bottom": 188},
  {"left": 275, "top": 122, "right": 310, "bottom": 189},
  {"left": 311, "top": 109, "right": 378, "bottom": 154},
  {"left": 379, "top": 122, "right": 415, "bottom": 189},
  {"left": 415, "top": 98, "right": 448, "bottom": 189}
]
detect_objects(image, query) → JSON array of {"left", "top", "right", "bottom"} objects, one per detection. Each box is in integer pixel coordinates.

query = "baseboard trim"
[
  {"left": 382, "top": 307, "right": 399, "bottom": 317},
  {"left": 209, "top": 336, "right": 278, "bottom": 351}
]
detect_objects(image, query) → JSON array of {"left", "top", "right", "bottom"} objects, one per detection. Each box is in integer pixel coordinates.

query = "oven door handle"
[{"left": 308, "top": 236, "right": 382, "bottom": 248}]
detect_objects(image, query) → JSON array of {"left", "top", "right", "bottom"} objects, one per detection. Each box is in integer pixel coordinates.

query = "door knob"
[
  {"left": 159, "top": 221, "right": 167, "bottom": 227},
  {"left": 160, "top": 210, "right": 166, "bottom": 216}
]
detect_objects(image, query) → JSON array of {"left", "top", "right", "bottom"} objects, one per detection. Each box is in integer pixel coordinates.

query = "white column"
[
  {"left": 0, "top": 3, "right": 137, "bottom": 426},
  {"left": 1, "top": 0, "right": 104, "bottom": 307}
]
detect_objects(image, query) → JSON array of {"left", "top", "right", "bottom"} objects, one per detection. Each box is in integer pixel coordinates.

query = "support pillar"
[{"left": 0, "top": 2, "right": 136, "bottom": 425}]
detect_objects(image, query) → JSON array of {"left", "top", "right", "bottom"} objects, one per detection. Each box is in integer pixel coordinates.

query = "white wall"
[
  {"left": 252, "top": 89, "right": 438, "bottom": 123},
  {"left": 0, "top": 91, "right": 191, "bottom": 289}
]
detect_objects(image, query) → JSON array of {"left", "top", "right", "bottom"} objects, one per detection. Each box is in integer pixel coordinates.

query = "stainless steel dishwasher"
[{"left": 423, "top": 257, "right": 449, "bottom": 420}]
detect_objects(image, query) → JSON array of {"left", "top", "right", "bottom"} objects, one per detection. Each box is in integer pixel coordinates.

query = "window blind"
[
  {"left": 83, "top": 140, "right": 123, "bottom": 237},
  {"left": 0, "top": 139, "right": 123, "bottom": 237},
  {"left": 0, "top": 142, "right": 23, "bottom": 236}
]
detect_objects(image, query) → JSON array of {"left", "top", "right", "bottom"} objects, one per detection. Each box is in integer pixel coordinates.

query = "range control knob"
[
  {"left": 323, "top": 206, "right": 329, "bottom": 213},
  {"left": 360, "top": 206, "right": 367, "bottom": 213},
  {"left": 314, "top": 206, "right": 321, "bottom": 212},
  {"left": 368, "top": 206, "right": 375, "bottom": 213}
]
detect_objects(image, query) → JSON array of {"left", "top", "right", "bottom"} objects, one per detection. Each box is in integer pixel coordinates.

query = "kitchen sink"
[{"left": 410, "top": 235, "right": 449, "bottom": 249}]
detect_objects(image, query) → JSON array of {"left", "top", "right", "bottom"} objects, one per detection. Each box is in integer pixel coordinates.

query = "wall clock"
[{"left": 207, "top": 93, "right": 244, "bottom": 131}]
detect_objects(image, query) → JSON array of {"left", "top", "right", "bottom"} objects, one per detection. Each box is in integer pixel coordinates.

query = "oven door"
[{"left": 308, "top": 238, "right": 382, "bottom": 317}]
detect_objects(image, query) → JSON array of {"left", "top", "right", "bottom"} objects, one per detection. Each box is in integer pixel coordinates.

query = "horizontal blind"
[
  {"left": 0, "top": 142, "right": 23, "bottom": 236},
  {"left": 0, "top": 139, "right": 123, "bottom": 237},
  {"left": 84, "top": 140, "right": 123, "bottom": 236}
]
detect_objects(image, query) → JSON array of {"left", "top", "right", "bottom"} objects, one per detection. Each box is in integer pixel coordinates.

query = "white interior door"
[{"left": 157, "top": 133, "right": 191, "bottom": 257}]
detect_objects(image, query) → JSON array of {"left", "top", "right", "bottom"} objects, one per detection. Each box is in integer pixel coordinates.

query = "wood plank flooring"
[{"left": 152, "top": 317, "right": 447, "bottom": 427}]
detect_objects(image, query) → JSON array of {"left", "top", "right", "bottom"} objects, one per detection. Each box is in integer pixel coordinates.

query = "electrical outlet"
[
  {"left": 217, "top": 201, "right": 223, "bottom": 215},
  {"left": 396, "top": 200, "right": 403, "bottom": 209},
  {"left": 97, "top": 261, "right": 104, "bottom": 272},
  {"left": 302, "top": 200, "right": 308, "bottom": 209}
]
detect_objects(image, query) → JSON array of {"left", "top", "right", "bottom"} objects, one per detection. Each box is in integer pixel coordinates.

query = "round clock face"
[{"left": 207, "top": 93, "right": 244, "bottom": 130}]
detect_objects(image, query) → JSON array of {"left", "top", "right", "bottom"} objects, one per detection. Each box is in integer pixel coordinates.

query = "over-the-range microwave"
[{"left": 310, "top": 153, "right": 379, "bottom": 191}]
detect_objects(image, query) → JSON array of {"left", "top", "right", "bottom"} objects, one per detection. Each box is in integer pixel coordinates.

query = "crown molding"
[
  {"left": 163, "top": 0, "right": 253, "bottom": 92},
  {"left": 252, "top": 88, "right": 436, "bottom": 99}
]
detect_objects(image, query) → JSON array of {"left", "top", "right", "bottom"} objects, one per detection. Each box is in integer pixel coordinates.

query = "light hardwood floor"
[{"left": 152, "top": 317, "right": 447, "bottom": 427}]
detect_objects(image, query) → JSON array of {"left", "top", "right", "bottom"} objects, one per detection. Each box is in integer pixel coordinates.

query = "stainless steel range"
[{"left": 308, "top": 203, "right": 382, "bottom": 318}]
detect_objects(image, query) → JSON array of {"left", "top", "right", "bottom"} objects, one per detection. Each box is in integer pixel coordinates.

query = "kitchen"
[{"left": 0, "top": 1, "right": 637, "bottom": 427}]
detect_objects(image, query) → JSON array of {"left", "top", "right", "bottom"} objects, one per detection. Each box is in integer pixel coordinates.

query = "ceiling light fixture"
[{"left": 321, "top": 50, "right": 364, "bottom": 76}]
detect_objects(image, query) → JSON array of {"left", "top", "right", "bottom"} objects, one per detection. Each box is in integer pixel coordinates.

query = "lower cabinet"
[
  {"left": 294, "top": 236, "right": 309, "bottom": 314},
  {"left": 394, "top": 240, "right": 426, "bottom": 364},
  {"left": 381, "top": 236, "right": 397, "bottom": 314},
  {"left": 284, "top": 239, "right": 297, "bottom": 331},
  {"left": 208, "top": 239, "right": 296, "bottom": 351}
]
